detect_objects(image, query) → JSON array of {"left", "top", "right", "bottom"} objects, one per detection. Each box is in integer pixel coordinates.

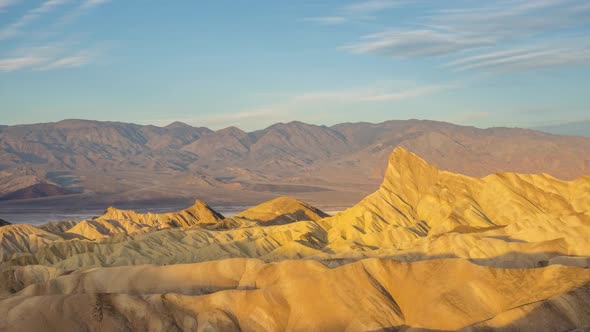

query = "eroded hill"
[{"left": 0, "top": 147, "right": 589, "bottom": 331}]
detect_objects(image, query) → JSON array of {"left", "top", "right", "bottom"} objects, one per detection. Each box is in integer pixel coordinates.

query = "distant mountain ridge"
[{"left": 1, "top": 118, "right": 590, "bottom": 207}]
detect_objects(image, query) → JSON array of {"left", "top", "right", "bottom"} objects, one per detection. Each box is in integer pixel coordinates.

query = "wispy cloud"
[
  {"left": 344, "top": 0, "right": 404, "bottom": 13},
  {"left": 304, "top": 0, "right": 410, "bottom": 26},
  {"left": 292, "top": 83, "right": 452, "bottom": 103},
  {"left": 155, "top": 82, "right": 453, "bottom": 130},
  {"left": 37, "top": 51, "right": 94, "bottom": 70},
  {"left": 340, "top": 0, "right": 590, "bottom": 72},
  {"left": 344, "top": 29, "right": 492, "bottom": 57},
  {"left": 0, "top": 45, "right": 100, "bottom": 72},
  {"left": 449, "top": 47, "right": 590, "bottom": 72},
  {"left": 0, "top": 0, "right": 73, "bottom": 39},
  {"left": 0, "top": 0, "right": 20, "bottom": 12},
  {"left": 58, "top": 0, "right": 112, "bottom": 25},
  {"left": 0, "top": 56, "right": 47, "bottom": 71},
  {"left": 0, "top": 0, "right": 112, "bottom": 72},
  {"left": 303, "top": 16, "right": 348, "bottom": 25}
]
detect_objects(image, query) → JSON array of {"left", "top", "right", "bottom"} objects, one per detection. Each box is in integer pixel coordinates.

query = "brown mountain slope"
[
  {"left": 1, "top": 119, "right": 590, "bottom": 207},
  {"left": 0, "top": 183, "right": 75, "bottom": 201}
]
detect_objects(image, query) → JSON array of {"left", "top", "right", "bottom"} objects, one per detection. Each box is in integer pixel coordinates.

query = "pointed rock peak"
[
  {"left": 104, "top": 206, "right": 118, "bottom": 213},
  {"left": 186, "top": 199, "right": 225, "bottom": 219},
  {"left": 383, "top": 147, "right": 440, "bottom": 189},
  {"left": 190, "top": 199, "right": 210, "bottom": 208},
  {"left": 390, "top": 146, "right": 424, "bottom": 162},
  {"left": 99, "top": 206, "right": 128, "bottom": 218},
  {"left": 236, "top": 196, "right": 328, "bottom": 223},
  {"left": 388, "top": 147, "right": 436, "bottom": 170}
]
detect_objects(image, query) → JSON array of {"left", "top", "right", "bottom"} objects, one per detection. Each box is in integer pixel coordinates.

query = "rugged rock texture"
[
  {"left": 0, "top": 224, "right": 64, "bottom": 260},
  {"left": 66, "top": 200, "right": 224, "bottom": 240},
  {"left": 212, "top": 196, "right": 329, "bottom": 228},
  {"left": 0, "top": 147, "right": 589, "bottom": 330},
  {"left": 1, "top": 259, "right": 589, "bottom": 331}
]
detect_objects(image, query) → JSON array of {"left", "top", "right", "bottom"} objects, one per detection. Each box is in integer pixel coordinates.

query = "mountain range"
[
  {"left": 1, "top": 119, "right": 590, "bottom": 209},
  {"left": 0, "top": 147, "right": 588, "bottom": 330}
]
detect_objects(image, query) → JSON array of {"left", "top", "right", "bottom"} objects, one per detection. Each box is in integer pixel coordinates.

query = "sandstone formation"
[
  {"left": 66, "top": 200, "right": 224, "bottom": 240},
  {"left": 0, "top": 147, "right": 589, "bottom": 330},
  {"left": 211, "top": 196, "right": 329, "bottom": 229}
]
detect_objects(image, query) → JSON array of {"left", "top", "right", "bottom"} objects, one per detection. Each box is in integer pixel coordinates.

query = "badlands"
[{"left": 0, "top": 147, "right": 589, "bottom": 331}]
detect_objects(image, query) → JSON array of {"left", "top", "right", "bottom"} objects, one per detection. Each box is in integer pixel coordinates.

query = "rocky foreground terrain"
[{"left": 0, "top": 147, "right": 589, "bottom": 331}]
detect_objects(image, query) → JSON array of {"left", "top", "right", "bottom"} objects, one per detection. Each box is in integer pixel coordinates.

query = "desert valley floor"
[{"left": 0, "top": 147, "right": 589, "bottom": 331}]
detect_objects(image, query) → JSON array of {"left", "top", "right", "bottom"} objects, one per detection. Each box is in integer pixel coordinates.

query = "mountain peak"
[
  {"left": 233, "top": 196, "right": 328, "bottom": 225},
  {"left": 388, "top": 147, "right": 436, "bottom": 172},
  {"left": 165, "top": 121, "right": 193, "bottom": 129},
  {"left": 382, "top": 147, "right": 440, "bottom": 192}
]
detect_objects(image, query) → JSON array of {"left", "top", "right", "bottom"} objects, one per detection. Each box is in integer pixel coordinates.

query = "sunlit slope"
[
  {"left": 1, "top": 147, "right": 589, "bottom": 272},
  {"left": 67, "top": 199, "right": 224, "bottom": 239},
  {"left": 321, "top": 147, "right": 590, "bottom": 252},
  {"left": 0, "top": 225, "right": 64, "bottom": 260},
  {"left": 211, "top": 196, "right": 329, "bottom": 229},
  {"left": 1, "top": 147, "right": 590, "bottom": 330},
  {"left": 1, "top": 258, "right": 589, "bottom": 331}
]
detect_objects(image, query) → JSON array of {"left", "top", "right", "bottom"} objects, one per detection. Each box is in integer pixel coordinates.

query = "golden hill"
[
  {"left": 320, "top": 147, "right": 590, "bottom": 256},
  {"left": 1, "top": 147, "right": 588, "bottom": 271},
  {"left": 210, "top": 196, "right": 329, "bottom": 229},
  {"left": 66, "top": 199, "right": 224, "bottom": 239},
  {"left": 1, "top": 258, "right": 589, "bottom": 331},
  {"left": 0, "top": 224, "right": 64, "bottom": 261},
  {"left": 0, "top": 147, "right": 589, "bottom": 330}
]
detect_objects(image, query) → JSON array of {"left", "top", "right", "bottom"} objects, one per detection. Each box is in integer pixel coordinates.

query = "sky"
[{"left": 0, "top": 0, "right": 589, "bottom": 130}]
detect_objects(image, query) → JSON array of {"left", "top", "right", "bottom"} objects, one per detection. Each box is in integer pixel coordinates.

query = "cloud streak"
[
  {"left": 0, "top": 0, "right": 72, "bottom": 39},
  {"left": 0, "top": 56, "right": 47, "bottom": 71},
  {"left": 0, "top": 46, "right": 100, "bottom": 72},
  {"left": 344, "top": 29, "right": 492, "bottom": 58},
  {"left": 344, "top": 0, "right": 404, "bottom": 14},
  {"left": 303, "top": 16, "right": 348, "bottom": 25},
  {"left": 340, "top": 0, "right": 590, "bottom": 72},
  {"left": 0, "top": 0, "right": 20, "bottom": 11},
  {"left": 160, "top": 82, "right": 452, "bottom": 130}
]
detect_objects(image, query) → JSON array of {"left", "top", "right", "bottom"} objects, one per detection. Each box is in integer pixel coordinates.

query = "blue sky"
[{"left": 0, "top": 0, "right": 589, "bottom": 130}]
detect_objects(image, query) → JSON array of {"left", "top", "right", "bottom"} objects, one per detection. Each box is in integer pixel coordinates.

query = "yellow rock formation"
[
  {"left": 210, "top": 196, "right": 329, "bottom": 229},
  {"left": 66, "top": 199, "right": 224, "bottom": 239},
  {"left": 1, "top": 147, "right": 589, "bottom": 330}
]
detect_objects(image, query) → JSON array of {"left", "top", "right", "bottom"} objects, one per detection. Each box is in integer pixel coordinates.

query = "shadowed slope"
[{"left": 1, "top": 258, "right": 589, "bottom": 331}]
